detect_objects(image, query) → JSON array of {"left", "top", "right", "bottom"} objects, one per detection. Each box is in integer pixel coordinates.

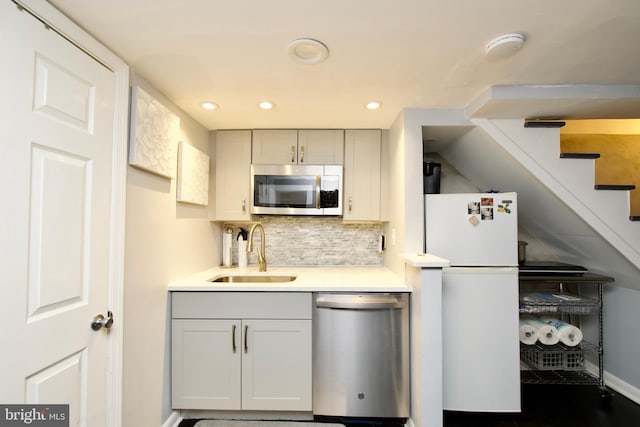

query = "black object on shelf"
[
  {"left": 423, "top": 161, "right": 441, "bottom": 194},
  {"left": 519, "top": 261, "right": 588, "bottom": 276}
]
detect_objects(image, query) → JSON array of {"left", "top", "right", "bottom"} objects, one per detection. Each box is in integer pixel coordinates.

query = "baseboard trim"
[
  {"left": 162, "top": 410, "right": 183, "bottom": 427},
  {"left": 585, "top": 361, "right": 640, "bottom": 405}
]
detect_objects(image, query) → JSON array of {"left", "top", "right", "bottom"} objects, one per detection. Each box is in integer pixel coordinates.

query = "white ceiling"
[{"left": 48, "top": 0, "right": 640, "bottom": 130}]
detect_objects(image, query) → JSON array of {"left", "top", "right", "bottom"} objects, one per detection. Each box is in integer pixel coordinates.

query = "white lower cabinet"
[{"left": 171, "top": 292, "right": 312, "bottom": 411}]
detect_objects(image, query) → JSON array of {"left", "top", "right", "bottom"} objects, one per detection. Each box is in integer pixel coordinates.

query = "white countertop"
[
  {"left": 169, "top": 265, "right": 412, "bottom": 292},
  {"left": 401, "top": 253, "right": 451, "bottom": 268}
]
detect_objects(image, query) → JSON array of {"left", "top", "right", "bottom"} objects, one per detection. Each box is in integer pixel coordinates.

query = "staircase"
[
  {"left": 559, "top": 133, "right": 640, "bottom": 221},
  {"left": 472, "top": 118, "right": 640, "bottom": 271}
]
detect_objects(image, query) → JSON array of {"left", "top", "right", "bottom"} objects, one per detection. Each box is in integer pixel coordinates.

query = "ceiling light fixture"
[
  {"left": 485, "top": 33, "right": 525, "bottom": 60},
  {"left": 258, "top": 101, "right": 275, "bottom": 110},
  {"left": 365, "top": 101, "right": 382, "bottom": 110},
  {"left": 201, "top": 102, "right": 219, "bottom": 110},
  {"left": 287, "top": 38, "right": 329, "bottom": 65}
]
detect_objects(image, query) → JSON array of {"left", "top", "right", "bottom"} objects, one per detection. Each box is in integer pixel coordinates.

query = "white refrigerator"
[{"left": 425, "top": 192, "right": 521, "bottom": 413}]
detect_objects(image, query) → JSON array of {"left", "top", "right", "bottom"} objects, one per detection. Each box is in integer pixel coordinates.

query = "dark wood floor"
[
  {"left": 444, "top": 384, "right": 640, "bottom": 427},
  {"left": 179, "top": 384, "right": 640, "bottom": 427}
]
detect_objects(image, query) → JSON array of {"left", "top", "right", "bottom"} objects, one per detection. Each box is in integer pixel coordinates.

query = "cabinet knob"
[
  {"left": 300, "top": 145, "right": 304, "bottom": 163},
  {"left": 242, "top": 198, "right": 246, "bottom": 213},
  {"left": 291, "top": 146, "right": 296, "bottom": 163},
  {"left": 349, "top": 196, "right": 353, "bottom": 213}
]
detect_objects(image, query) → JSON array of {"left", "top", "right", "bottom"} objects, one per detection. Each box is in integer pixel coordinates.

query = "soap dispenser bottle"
[{"left": 237, "top": 228, "right": 248, "bottom": 267}]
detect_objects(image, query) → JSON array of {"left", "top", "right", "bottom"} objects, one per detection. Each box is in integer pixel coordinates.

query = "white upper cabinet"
[
  {"left": 212, "top": 130, "right": 252, "bottom": 221},
  {"left": 251, "top": 129, "right": 298, "bottom": 164},
  {"left": 343, "top": 129, "right": 382, "bottom": 222},
  {"left": 252, "top": 129, "right": 344, "bottom": 165},
  {"left": 297, "top": 129, "right": 344, "bottom": 164}
]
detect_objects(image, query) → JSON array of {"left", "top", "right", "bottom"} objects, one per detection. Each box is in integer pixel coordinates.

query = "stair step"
[
  {"left": 594, "top": 184, "right": 636, "bottom": 191},
  {"left": 524, "top": 120, "right": 566, "bottom": 128},
  {"left": 560, "top": 153, "right": 601, "bottom": 159},
  {"left": 630, "top": 216, "right": 640, "bottom": 221}
]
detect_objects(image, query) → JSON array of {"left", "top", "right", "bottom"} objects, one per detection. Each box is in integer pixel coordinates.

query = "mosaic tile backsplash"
[{"left": 224, "top": 216, "right": 384, "bottom": 267}]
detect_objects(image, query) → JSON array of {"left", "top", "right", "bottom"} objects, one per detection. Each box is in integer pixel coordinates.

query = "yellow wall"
[
  {"left": 561, "top": 119, "right": 640, "bottom": 134},
  {"left": 560, "top": 120, "right": 640, "bottom": 217}
]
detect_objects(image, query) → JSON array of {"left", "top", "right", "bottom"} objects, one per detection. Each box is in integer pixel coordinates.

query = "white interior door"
[{"left": 0, "top": 2, "right": 118, "bottom": 425}]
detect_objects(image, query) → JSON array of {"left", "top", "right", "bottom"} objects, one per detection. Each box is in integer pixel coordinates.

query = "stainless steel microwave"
[{"left": 250, "top": 164, "right": 342, "bottom": 215}]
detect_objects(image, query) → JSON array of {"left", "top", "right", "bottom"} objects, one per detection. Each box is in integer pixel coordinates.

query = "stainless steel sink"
[{"left": 209, "top": 275, "right": 297, "bottom": 283}]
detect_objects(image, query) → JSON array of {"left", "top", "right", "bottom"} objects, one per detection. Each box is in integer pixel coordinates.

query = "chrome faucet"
[{"left": 247, "top": 223, "right": 267, "bottom": 272}]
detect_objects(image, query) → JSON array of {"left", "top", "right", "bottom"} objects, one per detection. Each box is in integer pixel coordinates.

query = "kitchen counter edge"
[{"left": 168, "top": 265, "right": 412, "bottom": 292}]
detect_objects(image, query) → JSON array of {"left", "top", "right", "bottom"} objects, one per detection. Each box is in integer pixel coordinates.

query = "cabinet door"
[
  {"left": 298, "top": 129, "right": 344, "bottom": 164},
  {"left": 343, "top": 129, "right": 381, "bottom": 221},
  {"left": 442, "top": 268, "right": 521, "bottom": 412},
  {"left": 172, "top": 319, "right": 241, "bottom": 410},
  {"left": 241, "top": 319, "right": 312, "bottom": 411},
  {"left": 214, "top": 130, "right": 251, "bottom": 220},
  {"left": 252, "top": 129, "right": 298, "bottom": 164}
]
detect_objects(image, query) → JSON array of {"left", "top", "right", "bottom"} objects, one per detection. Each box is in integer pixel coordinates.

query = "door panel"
[
  {"left": 25, "top": 350, "right": 86, "bottom": 427},
  {"left": 28, "top": 145, "right": 89, "bottom": 320},
  {"left": 34, "top": 53, "right": 96, "bottom": 132},
  {"left": 172, "top": 320, "right": 242, "bottom": 409},
  {"left": 0, "top": 3, "right": 117, "bottom": 425},
  {"left": 242, "top": 319, "right": 312, "bottom": 411}
]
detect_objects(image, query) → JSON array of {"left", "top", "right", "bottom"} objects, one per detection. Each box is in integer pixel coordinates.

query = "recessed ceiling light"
[
  {"left": 486, "top": 33, "right": 525, "bottom": 60},
  {"left": 201, "top": 102, "right": 219, "bottom": 110},
  {"left": 287, "top": 38, "right": 329, "bottom": 65},
  {"left": 258, "top": 101, "right": 275, "bottom": 110},
  {"left": 365, "top": 101, "right": 382, "bottom": 110}
]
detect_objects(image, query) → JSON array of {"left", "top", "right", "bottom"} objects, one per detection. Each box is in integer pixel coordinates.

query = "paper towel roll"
[
  {"left": 222, "top": 228, "right": 233, "bottom": 267},
  {"left": 522, "top": 316, "right": 560, "bottom": 345},
  {"left": 541, "top": 316, "right": 583, "bottom": 347},
  {"left": 519, "top": 319, "right": 539, "bottom": 345},
  {"left": 238, "top": 239, "right": 248, "bottom": 267}
]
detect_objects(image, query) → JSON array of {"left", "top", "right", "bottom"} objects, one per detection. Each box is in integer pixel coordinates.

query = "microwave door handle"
[{"left": 316, "top": 176, "right": 321, "bottom": 209}]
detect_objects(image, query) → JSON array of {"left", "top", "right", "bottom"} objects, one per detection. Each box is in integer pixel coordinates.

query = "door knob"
[{"left": 91, "top": 311, "right": 114, "bottom": 331}]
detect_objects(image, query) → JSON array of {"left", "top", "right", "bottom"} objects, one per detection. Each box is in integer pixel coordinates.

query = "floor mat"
[{"left": 194, "top": 421, "right": 345, "bottom": 427}]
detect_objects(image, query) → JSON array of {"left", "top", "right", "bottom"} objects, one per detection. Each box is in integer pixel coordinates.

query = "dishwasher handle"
[{"left": 315, "top": 294, "right": 406, "bottom": 310}]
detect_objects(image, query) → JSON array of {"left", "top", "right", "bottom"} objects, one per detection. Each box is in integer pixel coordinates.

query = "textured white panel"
[
  {"left": 177, "top": 141, "right": 209, "bottom": 205},
  {"left": 26, "top": 349, "right": 86, "bottom": 426},
  {"left": 33, "top": 54, "right": 95, "bottom": 132},
  {"left": 28, "top": 145, "right": 89, "bottom": 321},
  {"left": 129, "top": 86, "right": 180, "bottom": 178}
]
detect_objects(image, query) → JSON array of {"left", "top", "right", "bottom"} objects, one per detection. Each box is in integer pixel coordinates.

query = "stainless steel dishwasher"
[{"left": 312, "top": 293, "right": 409, "bottom": 420}]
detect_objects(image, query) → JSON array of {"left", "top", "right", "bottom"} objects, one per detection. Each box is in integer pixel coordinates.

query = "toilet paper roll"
[
  {"left": 522, "top": 316, "right": 560, "bottom": 345},
  {"left": 519, "top": 319, "right": 539, "bottom": 345},
  {"left": 541, "top": 316, "right": 583, "bottom": 347}
]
